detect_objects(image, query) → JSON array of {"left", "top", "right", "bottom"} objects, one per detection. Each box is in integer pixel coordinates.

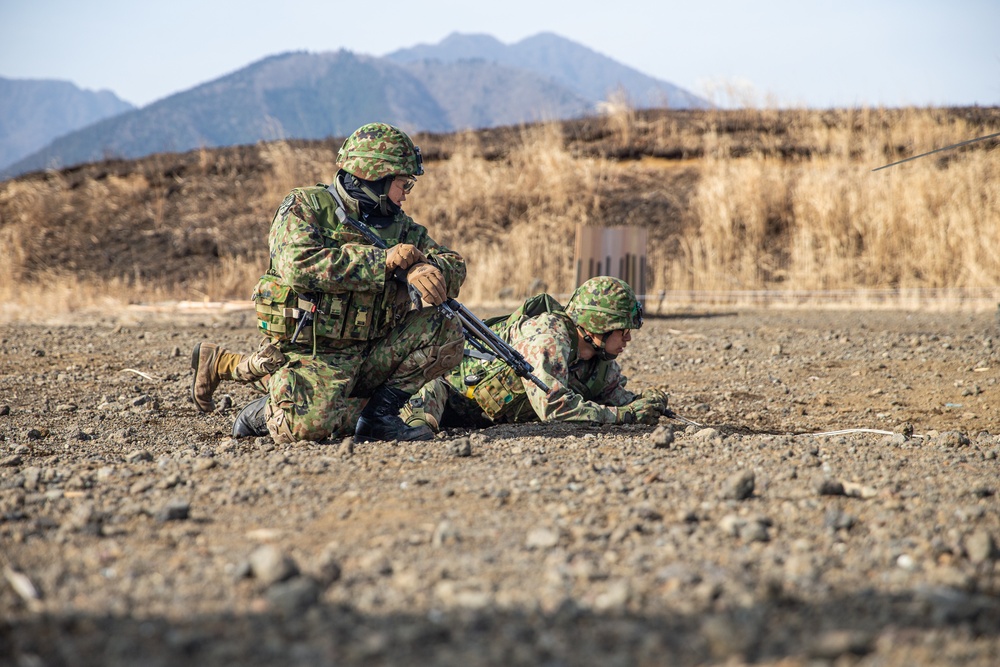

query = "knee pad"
[
  {"left": 265, "top": 400, "right": 296, "bottom": 444},
  {"left": 421, "top": 336, "right": 464, "bottom": 381},
  {"left": 236, "top": 343, "right": 287, "bottom": 382}
]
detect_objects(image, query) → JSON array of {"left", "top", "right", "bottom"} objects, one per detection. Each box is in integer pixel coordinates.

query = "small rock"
[
  {"left": 432, "top": 520, "right": 461, "bottom": 547},
  {"left": 823, "top": 509, "right": 857, "bottom": 531},
  {"left": 193, "top": 458, "right": 216, "bottom": 472},
  {"left": 312, "top": 549, "right": 342, "bottom": 587},
  {"left": 719, "top": 514, "right": 746, "bottom": 537},
  {"left": 965, "top": 529, "right": 997, "bottom": 564},
  {"left": 721, "top": 470, "right": 755, "bottom": 500},
  {"left": 808, "top": 630, "right": 873, "bottom": 659},
  {"left": 357, "top": 551, "right": 393, "bottom": 576},
  {"left": 525, "top": 526, "right": 560, "bottom": 549},
  {"left": 265, "top": 576, "right": 320, "bottom": 615},
  {"left": 740, "top": 521, "right": 770, "bottom": 543},
  {"left": 448, "top": 437, "right": 472, "bottom": 457},
  {"left": 248, "top": 545, "right": 299, "bottom": 586},
  {"left": 129, "top": 479, "right": 155, "bottom": 495},
  {"left": 935, "top": 431, "right": 971, "bottom": 448},
  {"left": 650, "top": 425, "right": 675, "bottom": 449},
  {"left": 131, "top": 395, "right": 155, "bottom": 408},
  {"left": 67, "top": 502, "right": 102, "bottom": 533},
  {"left": 842, "top": 481, "right": 878, "bottom": 499},
  {"left": 156, "top": 498, "right": 191, "bottom": 522},
  {"left": 815, "top": 478, "right": 845, "bottom": 496},
  {"left": 0, "top": 405, "right": 10, "bottom": 416},
  {"left": 22, "top": 467, "right": 42, "bottom": 491},
  {"left": 338, "top": 438, "right": 354, "bottom": 457},
  {"left": 126, "top": 450, "right": 154, "bottom": 464},
  {"left": 0, "top": 455, "right": 22, "bottom": 467},
  {"left": 592, "top": 579, "right": 630, "bottom": 612}
]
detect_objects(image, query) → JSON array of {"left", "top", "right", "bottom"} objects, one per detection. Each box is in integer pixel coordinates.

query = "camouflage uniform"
[
  {"left": 244, "top": 123, "right": 466, "bottom": 443},
  {"left": 405, "top": 278, "right": 664, "bottom": 430}
]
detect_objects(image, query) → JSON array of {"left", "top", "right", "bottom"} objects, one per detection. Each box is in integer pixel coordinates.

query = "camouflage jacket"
[
  {"left": 459, "top": 309, "right": 637, "bottom": 424},
  {"left": 254, "top": 175, "right": 465, "bottom": 346}
]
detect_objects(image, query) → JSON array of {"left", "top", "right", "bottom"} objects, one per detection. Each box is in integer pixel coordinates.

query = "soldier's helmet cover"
[
  {"left": 566, "top": 276, "right": 643, "bottom": 335},
  {"left": 336, "top": 122, "right": 424, "bottom": 181}
]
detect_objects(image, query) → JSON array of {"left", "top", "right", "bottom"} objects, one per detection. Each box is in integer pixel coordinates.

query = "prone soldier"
[{"left": 402, "top": 276, "right": 669, "bottom": 432}]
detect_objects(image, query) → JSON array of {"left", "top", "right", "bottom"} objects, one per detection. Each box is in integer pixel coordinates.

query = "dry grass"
[
  {"left": 679, "top": 108, "right": 1000, "bottom": 297},
  {"left": 1, "top": 106, "right": 998, "bottom": 320}
]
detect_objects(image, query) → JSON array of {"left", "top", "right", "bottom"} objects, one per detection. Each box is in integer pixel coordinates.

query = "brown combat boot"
[{"left": 190, "top": 343, "right": 245, "bottom": 413}]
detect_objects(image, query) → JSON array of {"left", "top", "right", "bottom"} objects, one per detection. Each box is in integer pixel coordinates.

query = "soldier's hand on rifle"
[
  {"left": 640, "top": 388, "right": 669, "bottom": 407},
  {"left": 618, "top": 392, "right": 668, "bottom": 425},
  {"left": 406, "top": 262, "right": 447, "bottom": 306},
  {"left": 386, "top": 243, "right": 426, "bottom": 272}
]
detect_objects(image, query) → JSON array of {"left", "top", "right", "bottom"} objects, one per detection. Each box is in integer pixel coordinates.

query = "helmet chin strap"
[
  {"left": 580, "top": 328, "right": 616, "bottom": 361},
  {"left": 357, "top": 180, "right": 392, "bottom": 216}
]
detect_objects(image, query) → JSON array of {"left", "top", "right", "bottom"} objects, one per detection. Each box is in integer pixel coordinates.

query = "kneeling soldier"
[{"left": 205, "top": 122, "right": 466, "bottom": 443}]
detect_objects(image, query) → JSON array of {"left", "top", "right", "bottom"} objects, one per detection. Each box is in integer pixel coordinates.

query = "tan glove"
[
  {"left": 386, "top": 243, "right": 426, "bottom": 272},
  {"left": 617, "top": 392, "right": 668, "bottom": 425},
  {"left": 406, "top": 262, "right": 448, "bottom": 306}
]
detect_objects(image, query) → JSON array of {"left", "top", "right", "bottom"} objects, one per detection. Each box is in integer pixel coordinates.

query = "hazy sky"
[{"left": 1, "top": 0, "right": 997, "bottom": 109}]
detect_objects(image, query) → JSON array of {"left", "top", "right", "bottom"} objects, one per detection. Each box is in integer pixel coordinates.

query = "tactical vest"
[
  {"left": 464, "top": 294, "right": 613, "bottom": 420},
  {"left": 252, "top": 184, "right": 411, "bottom": 348}
]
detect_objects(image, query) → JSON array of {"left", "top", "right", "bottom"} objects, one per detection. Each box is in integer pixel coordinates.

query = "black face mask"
[{"left": 341, "top": 173, "right": 400, "bottom": 228}]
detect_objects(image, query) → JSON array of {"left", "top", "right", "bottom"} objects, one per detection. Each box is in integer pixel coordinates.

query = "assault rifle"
[{"left": 308, "top": 186, "right": 550, "bottom": 394}]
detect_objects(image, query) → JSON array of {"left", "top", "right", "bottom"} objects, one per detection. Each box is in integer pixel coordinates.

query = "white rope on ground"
[
  {"left": 667, "top": 413, "right": 925, "bottom": 439},
  {"left": 121, "top": 368, "right": 161, "bottom": 382},
  {"left": 793, "top": 428, "right": 896, "bottom": 437}
]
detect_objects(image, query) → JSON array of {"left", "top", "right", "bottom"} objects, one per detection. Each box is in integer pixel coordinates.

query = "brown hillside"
[{"left": 1, "top": 107, "right": 998, "bottom": 313}]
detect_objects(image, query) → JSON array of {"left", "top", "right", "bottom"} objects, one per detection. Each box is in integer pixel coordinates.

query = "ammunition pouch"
[
  {"left": 465, "top": 361, "right": 524, "bottom": 420},
  {"left": 253, "top": 273, "right": 389, "bottom": 345}
]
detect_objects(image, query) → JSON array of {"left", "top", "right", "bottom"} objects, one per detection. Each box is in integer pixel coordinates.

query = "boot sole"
[{"left": 354, "top": 424, "right": 435, "bottom": 443}]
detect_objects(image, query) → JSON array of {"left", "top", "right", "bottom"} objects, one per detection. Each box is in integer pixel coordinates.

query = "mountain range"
[
  {"left": 0, "top": 32, "right": 707, "bottom": 180},
  {"left": 0, "top": 78, "right": 134, "bottom": 173}
]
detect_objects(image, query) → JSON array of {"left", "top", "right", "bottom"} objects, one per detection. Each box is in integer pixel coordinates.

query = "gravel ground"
[{"left": 1, "top": 306, "right": 998, "bottom": 666}]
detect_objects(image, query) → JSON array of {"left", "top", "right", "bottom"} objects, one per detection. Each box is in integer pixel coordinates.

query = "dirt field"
[{"left": 1, "top": 305, "right": 998, "bottom": 666}]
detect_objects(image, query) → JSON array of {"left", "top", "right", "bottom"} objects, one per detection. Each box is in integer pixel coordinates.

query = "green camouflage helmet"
[
  {"left": 336, "top": 122, "right": 424, "bottom": 180},
  {"left": 566, "top": 276, "right": 643, "bottom": 334}
]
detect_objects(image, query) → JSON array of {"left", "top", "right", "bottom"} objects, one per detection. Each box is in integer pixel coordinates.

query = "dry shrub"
[
  {"left": 597, "top": 88, "right": 637, "bottom": 146},
  {"left": 677, "top": 113, "right": 1000, "bottom": 296},
  {"left": 198, "top": 254, "right": 268, "bottom": 301},
  {"left": 0, "top": 268, "right": 173, "bottom": 322},
  {"left": 259, "top": 141, "right": 326, "bottom": 205}
]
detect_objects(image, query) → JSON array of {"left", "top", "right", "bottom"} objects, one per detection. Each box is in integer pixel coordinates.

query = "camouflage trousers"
[{"left": 265, "top": 306, "right": 463, "bottom": 443}]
